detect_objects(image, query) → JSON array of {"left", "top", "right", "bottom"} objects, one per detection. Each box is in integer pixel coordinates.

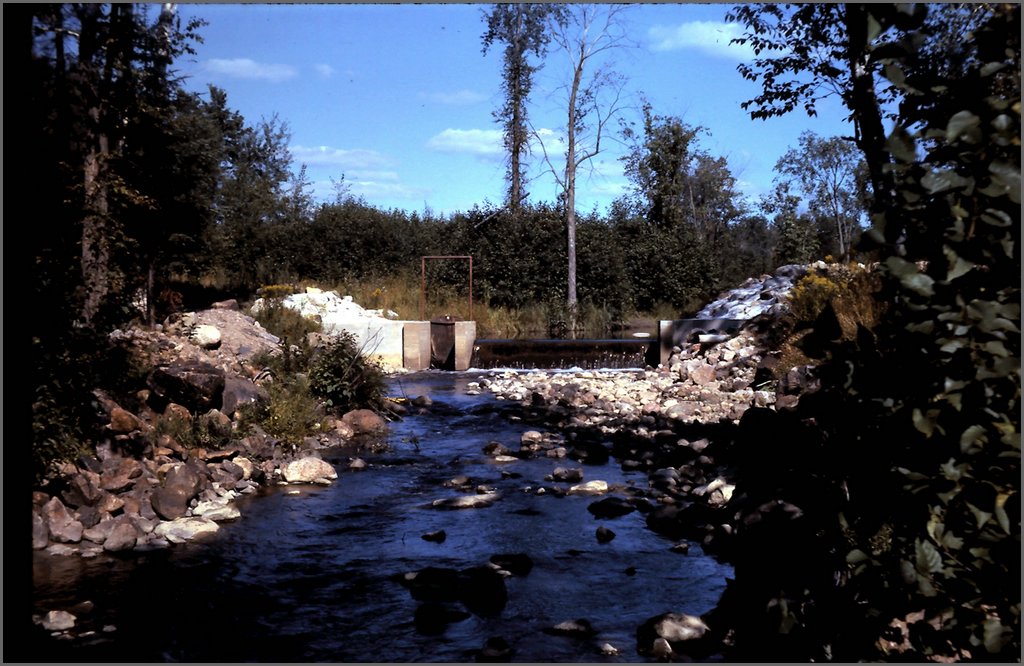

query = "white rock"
[
  {"left": 153, "top": 517, "right": 220, "bottom": 543},
  {"left": 190, "top": 324, "right": 222, "bottom": 349},
  {"left": 42, "top": 610, "right": 76, "bottom": 631},
  {"left": 192, "top": 500, "right": 241, "bottom": 521},
  {"left": 568, "top": 480, "right": 609, "bottom": 495},
  {"left": 282, "top": 457, "right": 337, "bottom": 484}
]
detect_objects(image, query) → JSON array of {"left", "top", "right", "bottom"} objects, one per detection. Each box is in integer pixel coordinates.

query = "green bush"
[
  {"left": 238, "top": 373, "right": 325, "bottom": 445},
  {"left": 308, "top": 332, "right": 387, "bottom": 413}
]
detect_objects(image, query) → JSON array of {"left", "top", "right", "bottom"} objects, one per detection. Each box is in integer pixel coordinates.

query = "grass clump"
[
  {"left": 255, "top": 374, "right": 327, "bottom": 445},
  {"left": 252, "top": 297, "right": 322, "bottom": 346}
]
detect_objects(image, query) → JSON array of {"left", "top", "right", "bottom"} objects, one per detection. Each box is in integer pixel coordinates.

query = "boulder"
[
  {"left": 587, "top": 496, "right": 635, "bottom": 519},
  {"left": 636, "top": 612, "right": 710, "bottom": 658},
  {"left": 108, "top": 406, "right": 144, "bottom": 434},
  {"left": 421, "top": 530, "right": 447, "bottom": 543},
  {"left": 83, "top": 518, "right": 116, "bottom": 544},
  {"left": 190, "top": 324, "right": 222, "bottom": 349},
  {"left": 458, "top": 566, "right": 508, "bottom": 617},
  {"left": 549, "top": 467, "right": 583, "bottom": 483},
  {"left": 221, "top": 376, "right": 268, "bottom": 418},
  {"left": 192, "top": 499, "right": 241, "bottom": 521},
  {"left": 42, "top": 497, "right": 83, "bottom": 543},
  {"left": 199, "top": 409, "right": 233, "bottom": 440},
  {"left": 282, "top": 456, "right": 337, "bottom": 484},
  {"left": 568, "top": 480, "right": 608, "bottom": 495},
  {"left": 210, "top": 299, "right": 239, "bottom": 310},
  {"left": 596, "top": 526, "right": 616, "bottom": 543},
  {"left": 342, "top": 409, "right": 387, "bottom": 436},
  {"left": 413, "top": 601, "right": 469, "bottom": 635},
  {"left": 103, "top": 517, "right": 139, "bottom": 552},
  {"left": 150, "top": 463, "right": 203, "bottom": 520},
  {"left": 41, "top": 610, "right": 76, "bottom": 632},
  {"left": 61, "top": 471, "right": 103, "bottom": 508},
  {"left": 153, "top": 517, "right": 220, "bottom": 543},
  {"left": 148, "top": 361, "right": 225, "bottom": 413},
  {"left": 432, "top": 493, "right": 498, "bottom": 509}
]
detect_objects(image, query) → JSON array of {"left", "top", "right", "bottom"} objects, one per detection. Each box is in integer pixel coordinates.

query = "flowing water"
[{"left": 30, "top": 372, "right": 732, "bottom": 663}]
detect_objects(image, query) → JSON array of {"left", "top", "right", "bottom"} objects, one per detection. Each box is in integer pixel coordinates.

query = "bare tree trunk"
[
  {"left": 564, "top": 50, "right": 584, "bottom": 336},
  {"left": 80, "top": 122, "right": 111, "bottom": 326}
]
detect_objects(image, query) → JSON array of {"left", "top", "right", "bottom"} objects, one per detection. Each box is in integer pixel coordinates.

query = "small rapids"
[{"left": 30, "top": 372, "right": 732, "bottom": 662}]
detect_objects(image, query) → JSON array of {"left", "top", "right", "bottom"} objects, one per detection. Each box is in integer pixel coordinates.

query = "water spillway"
[{"left": 471, "top": 337, "right": 659, "bottom": 370}]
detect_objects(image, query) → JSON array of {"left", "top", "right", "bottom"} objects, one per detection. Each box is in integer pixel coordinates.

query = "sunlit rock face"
[{"left": 695, "top": 264, "right": 808, "bottom": 320}]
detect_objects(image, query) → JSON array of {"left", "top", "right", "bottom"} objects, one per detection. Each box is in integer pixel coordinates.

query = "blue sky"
[{"left": 176, "top": 3, "right": 854, "bottom": 216}]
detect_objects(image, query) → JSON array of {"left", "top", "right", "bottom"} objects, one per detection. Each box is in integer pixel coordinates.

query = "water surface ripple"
[{"left": 31, "top": 372, "right": 732, "bottom": 662}]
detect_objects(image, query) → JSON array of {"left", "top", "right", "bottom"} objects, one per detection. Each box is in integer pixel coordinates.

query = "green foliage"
[
  {"left": 308, "top": 332, "right": 387, "bottom": 413},
  {"left": 241, "top": 374, "right": 326, "bottom": 446},
  {"left": 481, "top": 3, "right": 566, "bottom": 211},
  {"left": 723, "top": 2, "right": 1020, "bottom": 661},
  {"left": 774, "top": 131, "right": 869, "bottom": 261},
  {"left": 251, "top": 297, "right": 322, "bottom": 347}
]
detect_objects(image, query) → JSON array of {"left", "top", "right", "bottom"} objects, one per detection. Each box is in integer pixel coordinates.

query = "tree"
[
  {"left": 620, "top": 103, "right": 706, "bottom": 230},
  {"left": 718, "top": 3, "right": 1020, "bottom": 659},
  {"left": 620, "top": 103, "right": 745, "bottom": 294},
  {"left": 535, "top": 3, "right": 633, "bottom": 325},
  {"left": 774, "top": 131, "right": 868, "bottom": 261},
  {"left": 481, "top": 3, "right": 565, "bottom": 213}
]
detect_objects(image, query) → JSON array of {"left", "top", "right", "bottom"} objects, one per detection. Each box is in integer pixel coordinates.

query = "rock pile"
[
  {"left": 479, "top": 329, "right": 774, "bottom": 431},
  {"left": 695, "top": 263, "right": 808, "bottom": 320},
  {"left": 32, "top": 307, "right": 392, "bottom": 558}
]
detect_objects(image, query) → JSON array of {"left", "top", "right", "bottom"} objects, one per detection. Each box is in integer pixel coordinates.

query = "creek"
[{"left": 31, "top": 371, "right": 732, "bottom": 662}]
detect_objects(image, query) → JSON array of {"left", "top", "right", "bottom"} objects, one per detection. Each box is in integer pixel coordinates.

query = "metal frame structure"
[{"left": 420, "top": 255, "right": 473, "bottom": 321}]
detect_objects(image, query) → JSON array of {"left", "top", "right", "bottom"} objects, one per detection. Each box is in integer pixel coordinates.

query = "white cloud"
[
  {"left": 310, "top": 175, "right": 430, "bottom": 203},
  {"left": 290, "top": 145, "right": 394, "bottom": 169},
  {"left": 204, "top": 58, "right": 298, "bottom": 82},
  {"left": 426, "top": 128, "right": 503, "bottom": 158},
  {"left": 314, "top": 63, "right": 335, "bottom": 78},
  {"left": 648, "top": 21, "right": 755, "bottom": 60},
  {"left": 421, "top": 89, "right": 488, "bottom": 105},
  {"left": 529, "top": 127, "right": 566, "bottom": 157}
]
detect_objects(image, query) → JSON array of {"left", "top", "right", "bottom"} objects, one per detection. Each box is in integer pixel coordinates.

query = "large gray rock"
[
  {"left": 148, "top": 361, "right": 225, "bottom": 413},
  {"left": 282, "top": 457, "right": 337, "bottom": 484},
  {"left": 42, "top": 497, "right": 83, "bottom": 543},
  {"left": 103, "top": 517, "right": 139, "bottom": 552},
  {"left": 150, "top": 463, "right": 203, "bottom": 520},
  {"left": 221, "top": 376, "right": 268, "bottom": 417}
]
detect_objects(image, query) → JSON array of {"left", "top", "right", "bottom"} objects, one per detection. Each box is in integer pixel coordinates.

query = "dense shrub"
[
  {"left": 308, "top": 332, "right": 387, "bottom": 413},
  {"left": 786, "top": 272, "right": 842, "bottom": 323}
]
